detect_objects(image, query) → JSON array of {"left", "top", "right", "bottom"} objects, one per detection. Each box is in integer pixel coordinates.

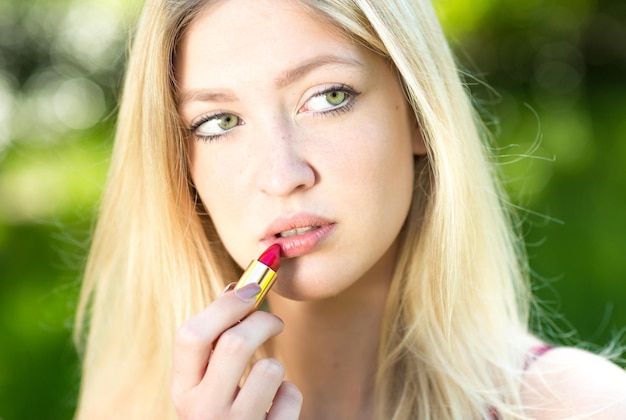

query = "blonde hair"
[{"left": 74, "top": 0, "right": 532, "bottom": 418}]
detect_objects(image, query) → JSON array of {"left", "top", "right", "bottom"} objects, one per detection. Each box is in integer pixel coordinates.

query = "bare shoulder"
[{"left": 521, "top": 346, "right": 626, "bottom": 419}]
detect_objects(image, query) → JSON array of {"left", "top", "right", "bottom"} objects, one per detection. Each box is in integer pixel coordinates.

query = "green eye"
[
  {"left": 302, "top": 87, "right": 354, "bottom": 113},
  {"left": 218, "top": 114, "right": 239, "bottom": 130},
  {"left": 191, "top": 112, "right": 242, "bottom": 141},
  {"left": 325, "top": 91, "right": 346, "bottom": 106}
]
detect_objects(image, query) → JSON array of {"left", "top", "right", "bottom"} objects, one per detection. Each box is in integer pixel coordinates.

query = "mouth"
[
  {"left": 263, "top": 215, "right": 336, "bottom": 258},
  {"left": 275, "top": 226, "right": 321, "bottom": 238}
]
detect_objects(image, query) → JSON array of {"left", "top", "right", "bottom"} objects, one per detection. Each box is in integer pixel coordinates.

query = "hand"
[{"left": 171, "top": 283, "right": 303, "bottom": 419}]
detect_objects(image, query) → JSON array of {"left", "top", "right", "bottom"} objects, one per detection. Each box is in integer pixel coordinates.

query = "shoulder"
[{"left": 521, "top": 346, "right": 626, "bottom": 419}]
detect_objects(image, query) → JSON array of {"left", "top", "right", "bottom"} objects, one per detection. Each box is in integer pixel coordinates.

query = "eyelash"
[
  {"left": 302, "top": 84, "right": 360, "bottom": 117},
  {"left": 188, "top": 112, "right": 238, "bottom": 143},
  {"left": 188, "top": 84, "right": 361, "bottom": 143}
]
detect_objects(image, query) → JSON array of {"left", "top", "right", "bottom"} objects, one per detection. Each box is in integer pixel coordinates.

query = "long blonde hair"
[{"left": 74, "top": 0, "right": 531, "bottom": 418}]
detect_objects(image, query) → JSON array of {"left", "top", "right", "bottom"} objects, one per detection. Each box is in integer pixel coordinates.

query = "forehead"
[
  {"left": 175, "top": 0, "right": 357, "bottom": 86},
  {"left": 184, "top": 0, "right": 342, "bottom": 45}
]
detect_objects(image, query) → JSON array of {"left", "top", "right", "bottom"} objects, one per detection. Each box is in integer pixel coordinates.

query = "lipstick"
[{"left": 234, "top": 244, "right": 281, "bottom": 311}]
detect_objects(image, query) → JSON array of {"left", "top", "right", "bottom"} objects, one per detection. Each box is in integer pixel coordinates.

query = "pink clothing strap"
[
  {"left": 524, "top": 344, "right": 555, "bottom": 370},
  {"left": 489, "top": 345, "right": 556, "bottom": 419}
]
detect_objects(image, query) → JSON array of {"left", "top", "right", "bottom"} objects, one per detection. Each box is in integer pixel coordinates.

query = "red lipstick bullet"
[
  {"left": 258, "top": 243, "right": 281, "bottom": 271},
  {"left": 234, "top": 244, "right": 281, "bottom": 311}
]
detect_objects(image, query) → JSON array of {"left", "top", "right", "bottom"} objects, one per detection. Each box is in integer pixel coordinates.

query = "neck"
[{"left": 267, "top": 248, "right": 396, "bottom": 420}]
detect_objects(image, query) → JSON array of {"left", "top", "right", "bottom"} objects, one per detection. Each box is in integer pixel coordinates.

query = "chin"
[{"left": 269, "top": 259, "right": 369, "bottom": 303}]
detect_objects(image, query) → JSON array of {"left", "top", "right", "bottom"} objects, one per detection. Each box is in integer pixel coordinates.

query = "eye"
[
  {"left": 323, "top": 90, "right": 347, "bottom": 106},
  {"left": 299, "top": 85, "right": 358, "bottom": 113},
  {"left": 189, "top": 112, "right": 242, "bottom": 141}
]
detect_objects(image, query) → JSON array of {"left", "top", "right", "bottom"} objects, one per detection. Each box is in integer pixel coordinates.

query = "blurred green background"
[{"left": 0, "top": 0, "right": 624, "bottom": 418}]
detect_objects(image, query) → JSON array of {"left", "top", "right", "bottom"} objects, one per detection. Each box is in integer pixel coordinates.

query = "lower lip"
[{"left": 272, "top": 223, "right": 336, "bottom": 258}]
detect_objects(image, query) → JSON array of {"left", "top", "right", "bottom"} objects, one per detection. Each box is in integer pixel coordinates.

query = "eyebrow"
[
  {"left": 178, "top": 90, "right": 237, "bottom": 106},
  {"left": 178, "top": 54, "right": 363, "bottom": 106},
  {"left": 273, "top": 54, "right": 363, "bottom": 89}
]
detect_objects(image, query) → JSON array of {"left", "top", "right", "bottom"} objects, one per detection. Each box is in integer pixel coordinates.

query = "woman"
[{"left": 74, "top": 0, "right": 626, "bottom": 418}]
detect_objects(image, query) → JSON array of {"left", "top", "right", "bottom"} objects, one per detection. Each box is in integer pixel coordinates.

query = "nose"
[{"left": 253, "top": 119, "right": 316, "bottom": 197}]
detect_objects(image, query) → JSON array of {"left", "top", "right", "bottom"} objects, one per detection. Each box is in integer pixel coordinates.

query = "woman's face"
[{"left": 177, "top": 0, "right": 425, "bottom": 300}]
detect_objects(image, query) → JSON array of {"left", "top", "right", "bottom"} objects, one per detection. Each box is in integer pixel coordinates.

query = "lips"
[
  {"left": 276, "top": 226, "right": 320, "bottom": 238},
  {"left": 263, "top": 215, "right": 335, "bottom": 258}
]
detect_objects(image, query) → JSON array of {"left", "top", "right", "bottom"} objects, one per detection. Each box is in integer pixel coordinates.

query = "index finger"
[{"left": 171, "top": 283, "right": 261, "bottom": 394}]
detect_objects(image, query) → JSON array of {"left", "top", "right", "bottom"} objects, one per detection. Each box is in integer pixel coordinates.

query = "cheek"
[
  {"left": 190, "top": 142, "right": 248, "bottom": 200},
  {"left": 190, "top": 150, "right": 257, "bottom": 268},
  {"left": 341, "top": 103, "right": 415, "bottom": 221},
  {"left": 189, "top": 146, "right": 247, "bottom": 231},
  {"left": 339, "top": 103, "right": 415, "bottom": 186}
]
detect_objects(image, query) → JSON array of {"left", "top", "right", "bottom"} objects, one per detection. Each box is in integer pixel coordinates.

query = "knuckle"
[
  {"left": 175, "top": 321, "right": 206, "bottom": 348},
  {"left": 217, "top": 329, "right": 251, "bottom": 355},
  {"left": 254, "top": 357, "right": 285, "bottom": 380}
]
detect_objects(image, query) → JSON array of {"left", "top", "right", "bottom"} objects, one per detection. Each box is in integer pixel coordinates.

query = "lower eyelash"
[
  {"left": 194, "top": 132, "right": 232, "bottom": 143},
  {"left": 324, "top": 99, "right": 356, "bottom": 117},
  {"left": 313, "top": 85, "right": 361, "bottom": 116},
  {"left": 187, "top": 126, "right": 223, "bottom": 143},
  {"left": 188, "top": 113, "right": 239, "bottom": 143}
]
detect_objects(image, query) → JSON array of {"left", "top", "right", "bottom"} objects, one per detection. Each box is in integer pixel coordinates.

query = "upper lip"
[{"left": 262, "top": 213, "right": 335, "bottom": 241}]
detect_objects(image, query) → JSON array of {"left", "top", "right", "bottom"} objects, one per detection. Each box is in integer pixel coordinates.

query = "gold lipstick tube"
[{"left": 234, "top": 260, "right": 278, "bottom": 311}]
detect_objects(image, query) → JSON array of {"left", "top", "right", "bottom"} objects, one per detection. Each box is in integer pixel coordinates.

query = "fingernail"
[
  {"left": 234, "top": 283, "right": 262, "bottom": 302},
  {"left": 220, "top": 282, "right": 237, "bottom": 296}
]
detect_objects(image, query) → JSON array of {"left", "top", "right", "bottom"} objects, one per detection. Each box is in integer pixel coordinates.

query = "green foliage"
[
  {"left": 439, "top": 0, "right": 626, "bottom": 349},
  {"left": 0, "top": 0, "right": 624, "bottom": 418}
]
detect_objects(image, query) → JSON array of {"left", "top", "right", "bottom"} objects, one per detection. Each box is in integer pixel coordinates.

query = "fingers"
[
  {"left": 171, "top": 283, "right": 261, "bottom": 395},
  {"left": 230, "top": 358, "right": 285, "bottom": 415},
  {"left": 171, "top": 282, "right": 296, "bottom": 419},
  {"left": 266, "top": 381, "right": 304, "bottom": 420},
  {"left": 232, "top": 360, "right": 303, "bottom": 420},
  {"left": 199, "top": 311, "right": 285, "bottom": 403}
]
